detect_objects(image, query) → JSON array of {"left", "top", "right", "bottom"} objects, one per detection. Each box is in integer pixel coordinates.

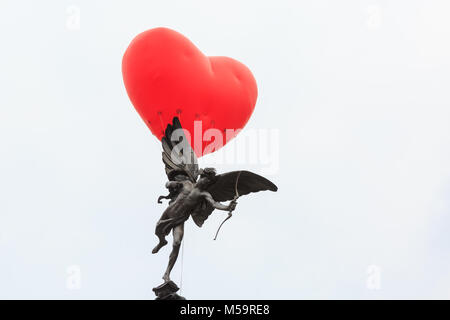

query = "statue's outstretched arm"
[
  {"left": 157, "top": 194, "right": 171, "bottom": 203},
  {"left": 202, "top": 192, "right": 236, "bottom": 211}
]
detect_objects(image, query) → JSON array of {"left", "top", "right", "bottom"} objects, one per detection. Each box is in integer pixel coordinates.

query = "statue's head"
[
  {"left": 196, "top": 167, "right": 216, "bottom": 190},
  {"left": 199, "top": 167, "right": 216, "bottom": 178}
]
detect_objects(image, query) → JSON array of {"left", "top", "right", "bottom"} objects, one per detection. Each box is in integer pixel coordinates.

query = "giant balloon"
[{"left": 122, "top": 27, "right": 258, "bottom": 156}]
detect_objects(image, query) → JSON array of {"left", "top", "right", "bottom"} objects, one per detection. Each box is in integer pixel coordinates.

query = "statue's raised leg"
[
  {"left": 152, "top": 235, "right": 167, "bottom": 254},
  {"left": 152, "top": 217, "right": 172, "bottom": 254}
]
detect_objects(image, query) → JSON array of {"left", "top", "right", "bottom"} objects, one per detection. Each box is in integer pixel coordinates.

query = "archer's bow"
[{"left": 214, "top": 171, "right": 242, "bottom": 240}]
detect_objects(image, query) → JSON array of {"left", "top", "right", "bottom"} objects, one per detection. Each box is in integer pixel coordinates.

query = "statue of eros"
[{"left": 152, "top": 117, "right": 278, "bottom": 283}]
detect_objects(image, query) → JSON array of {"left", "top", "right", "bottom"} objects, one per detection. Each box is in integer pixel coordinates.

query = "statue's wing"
[
  {"left": 190, "top": 171, "right": 277, "bottom": 227},
  {"left": 208, "top": 170, "right": 278, "bottom": 202},
  {"left": 162, "top": 117, "right": 199, "bottom": 182}
]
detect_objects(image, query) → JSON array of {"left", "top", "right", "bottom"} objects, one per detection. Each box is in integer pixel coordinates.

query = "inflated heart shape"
[{"left": 122, "top": 27, "right": 257, "bottom": 157}]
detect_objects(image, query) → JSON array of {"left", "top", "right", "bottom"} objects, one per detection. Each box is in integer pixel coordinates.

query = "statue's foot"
[
  {"left": 162, "top": 274, "right": 170, "bottom": 283},
  {"left": 152, "top": 239, "right": 168, "bottom": 254}
]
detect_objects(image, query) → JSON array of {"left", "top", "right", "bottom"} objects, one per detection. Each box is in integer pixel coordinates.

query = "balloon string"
[{"left": 180, "top": 235, "right": 185, "bottom": 294}]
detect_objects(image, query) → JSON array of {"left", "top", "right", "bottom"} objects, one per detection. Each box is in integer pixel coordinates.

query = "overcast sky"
[{"left": 1, "top": 0, "right": 450, "bottom": 299}]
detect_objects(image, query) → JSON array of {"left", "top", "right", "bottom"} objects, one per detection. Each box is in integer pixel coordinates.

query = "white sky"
[{"left": 1, "top": 0, "right": 450, "bottom": 299}]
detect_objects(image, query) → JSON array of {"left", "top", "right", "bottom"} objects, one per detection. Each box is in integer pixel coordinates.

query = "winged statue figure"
[{"left": 152, "top": 117, "right": 278, "bottom": 283}]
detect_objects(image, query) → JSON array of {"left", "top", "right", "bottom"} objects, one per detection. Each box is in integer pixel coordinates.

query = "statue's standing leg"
[{"left": 163, "top": 223, "right": 184, "bottom": 282}]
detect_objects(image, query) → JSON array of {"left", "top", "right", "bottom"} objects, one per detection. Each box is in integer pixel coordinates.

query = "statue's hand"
[
  {"left": 228, "top": 200, "right": 237, "bottom": 212},
  {"left": 158, "top": 195, "right": 170, "bottom": 204}
]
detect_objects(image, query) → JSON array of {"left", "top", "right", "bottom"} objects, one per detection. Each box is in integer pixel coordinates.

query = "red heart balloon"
[{"left": 122, "top": 27, "right": 257, "bottom": 157}]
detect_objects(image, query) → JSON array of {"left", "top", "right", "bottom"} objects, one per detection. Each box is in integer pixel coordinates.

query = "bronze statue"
[{"left": 152, "top": 117, "right": 277, "bottom": 299}]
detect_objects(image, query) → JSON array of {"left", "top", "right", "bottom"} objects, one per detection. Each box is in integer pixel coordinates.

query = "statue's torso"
[{"left": 165, "top": 181, "right": 202, "bottom": 218}]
